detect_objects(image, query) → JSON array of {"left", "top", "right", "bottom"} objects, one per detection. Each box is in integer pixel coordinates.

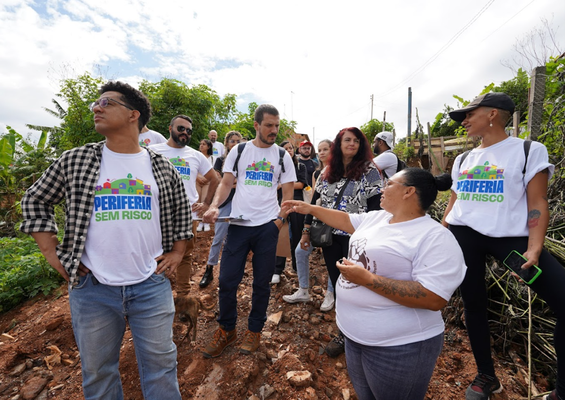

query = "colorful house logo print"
[
  {"left": 244, "top": 159, "right": 275, "bottom": 187},
  {"left": 456, "top": 162, "right": 505, "bottom": 203},
  {"left": 169, "top": 157, "right": 191, "bottom": 180},
  {"left": 93, "top": 173, "right": 153, "bottom": 222}
]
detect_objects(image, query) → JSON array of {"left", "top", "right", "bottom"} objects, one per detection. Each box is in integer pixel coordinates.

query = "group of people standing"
[{"left": 19, "top": 81, "right": 565, "bottom": 400}]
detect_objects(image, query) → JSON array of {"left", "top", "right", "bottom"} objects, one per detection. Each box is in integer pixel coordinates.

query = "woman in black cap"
[{"left": 443, "top": 92, "right": 565, "bottom": 400}]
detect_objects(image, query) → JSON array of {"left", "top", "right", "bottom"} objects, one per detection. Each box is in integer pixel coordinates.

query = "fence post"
[
  {"left": 512, "top": 111, "right": 520, "bottom": 137},
  {"left": 527, "top": 66, "right": 546, "bottom": 140}
]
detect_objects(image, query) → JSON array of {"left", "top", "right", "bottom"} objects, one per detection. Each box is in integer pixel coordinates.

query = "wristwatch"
[{"left": 275, "top": 216, "right": 285, "bottom": 223}]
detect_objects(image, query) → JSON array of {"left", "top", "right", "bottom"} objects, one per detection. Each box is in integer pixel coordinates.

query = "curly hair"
[
  {"left": 99, "top": 81, "right": 151, "bottom": 131},
  {"left": 323, "top": 127, "right": 374, "bottom": 183}
]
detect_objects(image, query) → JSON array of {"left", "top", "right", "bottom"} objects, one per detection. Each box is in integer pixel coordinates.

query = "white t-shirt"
[
  {"left": 139, "top": 130, "right": 167, "bottom": 147},
  {"left": 223, "top": 141, "right": 297, "bottom": 226},
  {"left": 212, "top": 141, "right": 225, "bottom": 158},
  {"left": 446, "top": 137, "right": 554, "bottom": 237},
  {"left": 373, "top": 150, "right": 398, "bottom": 179},
  {"left": 81, "top": 146, "right": 162, "bottom": 286},
  {"left": 336, "top": 211, "right": 467, "bottom": 346},
  {"left": 149, "top": 143, "right": 213, "bottom": 209}
]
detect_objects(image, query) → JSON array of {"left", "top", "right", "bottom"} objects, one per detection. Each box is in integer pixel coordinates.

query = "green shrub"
[{"left": 0, "top": 236, "right": 64, "bottom": 313}]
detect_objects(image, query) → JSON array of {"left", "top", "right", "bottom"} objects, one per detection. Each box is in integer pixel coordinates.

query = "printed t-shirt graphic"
[
  {"left": 168, "top": 157, "right": 191, "bottom": 180},
  {"left": 139, "top": 129, "right": 167, "bottom": 147},
  {"left": 456, "top": 161, "right": 505, "bottom": 203},
  {"left": 446, "top": 137, "right": 554, "bottom": 238},
  {"left": 148, "top": 143, "right": 212, "bottom": 211},
  {"left": 244, "top": 158, "right": 276, "bottom": 187},
  {"left": 81, "top": 146, "right": 163, "bottom": 286},
  {"left": 222, "top": 141, "right": 297, "bottom": 227}
]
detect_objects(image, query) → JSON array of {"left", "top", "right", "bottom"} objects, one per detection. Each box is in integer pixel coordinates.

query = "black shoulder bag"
[{"left": 310, "top": 179, "right": 350, "bottom": 248}]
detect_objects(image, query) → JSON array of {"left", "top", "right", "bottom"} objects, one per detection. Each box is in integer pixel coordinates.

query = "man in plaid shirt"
[{"left": 20, "top": 81, "right": 191, "bottom": 400}]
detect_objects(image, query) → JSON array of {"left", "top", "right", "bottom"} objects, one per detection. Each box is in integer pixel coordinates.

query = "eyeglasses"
[
  {"left": 176, "top": 126, "right": 193, "bottom": 135},
  {"left": 385, "top": 179, "right": 410, "bottom": 188},
  {"left": 89, "top": 97, "right": 134, "bottom": 112},
  {"left": 229, "top": 139, "right": 240, "bottom": 144}
]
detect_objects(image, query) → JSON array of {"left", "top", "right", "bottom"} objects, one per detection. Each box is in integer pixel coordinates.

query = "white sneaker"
[
  {"left": 203, "top": 223, "right": 211, "bottom": 232},
  {"left": 270, "top": 274, "right": 280, "bottom": 284},
  {"left": 283, "top": 288, "right": 310, "bottom": 303},
  {"left": 197, "top": 222, "right": 204, "bottom": 232},
  {"left": 320, "top": 291, "right": 335, "bottom": 312}
]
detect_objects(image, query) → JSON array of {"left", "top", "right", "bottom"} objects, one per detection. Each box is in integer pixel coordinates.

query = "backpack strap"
[
  {"left": 458, "top": 150, "right": 471, "bottom": 170},
  {"left": 522, "top": 140, "right": 532, "bottom": 175},
  {"left": 279, "top": 147, "right": 286, "bottom": 175},
  {"left": 232, "top": 142, "right": 247, "bottom": 178},
  {"left": 458, "top": 140, "right": 532, "bottom": 175},
  {"left": 233, "top": 142, "right": 287, "bottom": 180}
]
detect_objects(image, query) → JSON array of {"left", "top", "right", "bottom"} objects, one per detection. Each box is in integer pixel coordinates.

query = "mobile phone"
[{"left": 503, "top": 250, "right": 542, "bottom": 285}]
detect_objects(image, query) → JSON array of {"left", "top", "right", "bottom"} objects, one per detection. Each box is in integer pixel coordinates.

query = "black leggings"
[
  {"left": 450, "top": 225, "right": 565, "bottom": 393},
  {"left": 321, "top": 234, "right": 351, "bottom": 298}
]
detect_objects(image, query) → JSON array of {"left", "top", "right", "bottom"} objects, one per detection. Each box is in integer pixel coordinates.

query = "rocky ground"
[{"left": 0, "top": 229, "right": 553, "bottom": 399}]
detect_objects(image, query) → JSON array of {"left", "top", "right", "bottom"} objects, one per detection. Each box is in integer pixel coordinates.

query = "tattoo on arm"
[
  {"left": 366, "top": 277, "right": 428, "bottom": 299},
  {"left": 528, "top": 209, "right": 541, "bottom": 228}
]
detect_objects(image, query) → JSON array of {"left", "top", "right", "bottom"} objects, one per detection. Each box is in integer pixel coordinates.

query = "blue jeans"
[
  {"left": 218, "top": 221, "right": 279, "bottom": 332},
  {"left": 345, "top": 333, "right": 443, "bottom": 400},
  {"left": 295, "top": 242, "right": 334, "bottom": 292},
  {"left": 69, "top": 273, "right": 181, "bottom": 400},
  {"left": 206, "top": 201, "right": 232, "bottom": 266}
]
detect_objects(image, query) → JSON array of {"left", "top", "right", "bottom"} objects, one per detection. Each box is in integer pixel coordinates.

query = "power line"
[
  {"left": 374, "top": 0, "right": 496, "bottom": 99},
  {"left": 480, "top": 0, "right": 535, "bottom": 43}
]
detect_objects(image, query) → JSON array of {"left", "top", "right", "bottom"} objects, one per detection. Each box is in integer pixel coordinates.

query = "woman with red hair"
[{"left": 301, "top": 127, "right": 382, "bottom": 357}]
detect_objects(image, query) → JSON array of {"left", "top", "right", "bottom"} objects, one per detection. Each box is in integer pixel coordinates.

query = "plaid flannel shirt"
[{"left": 20, "top": 141, "right": 193, "bottom": 287}]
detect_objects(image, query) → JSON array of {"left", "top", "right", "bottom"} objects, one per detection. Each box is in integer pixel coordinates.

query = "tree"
[
  {"left": 502, "top": 18, "right": 563, "bottom": 74},
  {"left": 492, "top": 68, "right": 530, "bottom": 122},
  {"left": 140, "top": 78, "right": 230, "bottom": 149},
  {"left": 360, "top": 119, "right": 395, "bottom": 145},
  {"left": 231, "top": 102, "right": 297, "bottom": 144},
  {"left": 0, "top": 127, "right": 55, "bottom": 236},
  {"left": 47, "top": 73, "right": 104, "bottom": 150}
]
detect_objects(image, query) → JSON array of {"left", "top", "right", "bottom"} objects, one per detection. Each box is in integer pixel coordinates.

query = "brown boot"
[
  {"left": 239, "top": 330, "right": 261, "bottom": 354},
  {"left": 202, "top": 326, "right": 237, "bottom": 358}
]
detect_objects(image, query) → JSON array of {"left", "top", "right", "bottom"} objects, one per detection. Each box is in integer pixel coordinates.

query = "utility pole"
[
  {"left": 382, "top": 111, "right": 386, "bottom": 132},
  {"left": 312, "top": 127, "right": 315, "bottom": 146},
  {"left": 370, "top": 94, "right": 374, "bottom": 120},
  {"left": 407, "top": 87, "right": 412, "bottom": 146},
  {"left": 291, "top": 91, "right": 294, "bottom": 121}
]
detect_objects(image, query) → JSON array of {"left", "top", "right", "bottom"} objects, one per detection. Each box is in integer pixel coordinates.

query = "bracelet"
[{"left": 302, "top": 227, "right": 311, "bottom": 234}]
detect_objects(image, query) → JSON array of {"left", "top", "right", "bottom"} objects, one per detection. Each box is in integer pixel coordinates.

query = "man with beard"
[
  {"left": 150, "top": 115, "right": 219, "bottom": 296},
  {"left": 202, "top": 104, "right": 296, "bottom": 358},
  {"left": 297, "top": 140, "right": 318, "bottom": 187},
  {"left": 372, "top": 131, "right": 400, "bottom": 179},
  {"left": 209, "top": 129, "right": 225, "bottom": 158}
]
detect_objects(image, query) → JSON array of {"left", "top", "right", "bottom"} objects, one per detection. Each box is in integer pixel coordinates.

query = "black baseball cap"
[{"left": 449, "top": 92, "right": 515, "bottom": 122}]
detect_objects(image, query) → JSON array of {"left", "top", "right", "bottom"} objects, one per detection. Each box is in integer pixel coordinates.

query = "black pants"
[
  {"left": 321, "top": 234, "right": 351, "bottom": 299},
  {"left": 450, "top": 225, "right": 565, "bottom": 393}
]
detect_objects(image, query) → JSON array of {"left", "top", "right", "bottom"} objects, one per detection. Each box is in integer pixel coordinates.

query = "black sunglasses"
[{"left": 176, "top": 126, "right": 193, "bottom": 135}]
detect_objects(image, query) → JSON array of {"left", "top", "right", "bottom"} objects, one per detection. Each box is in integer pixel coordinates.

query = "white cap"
[{"left": 376, "top": 131, "right": 394, "bottom": 149}]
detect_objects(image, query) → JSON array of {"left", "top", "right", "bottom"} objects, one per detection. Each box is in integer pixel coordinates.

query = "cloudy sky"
[{"left": 1, "top": 0, "right": 564, "bottom": 146}]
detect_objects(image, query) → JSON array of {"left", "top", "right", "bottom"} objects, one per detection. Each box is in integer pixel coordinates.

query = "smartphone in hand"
[{"left": 503, "top": 250, "right": 542, "bottom": 285}]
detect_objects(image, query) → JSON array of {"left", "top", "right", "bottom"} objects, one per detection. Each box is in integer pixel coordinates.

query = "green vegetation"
[{"left": 0, "top": 236, "right": 64, "bottom": 313}]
